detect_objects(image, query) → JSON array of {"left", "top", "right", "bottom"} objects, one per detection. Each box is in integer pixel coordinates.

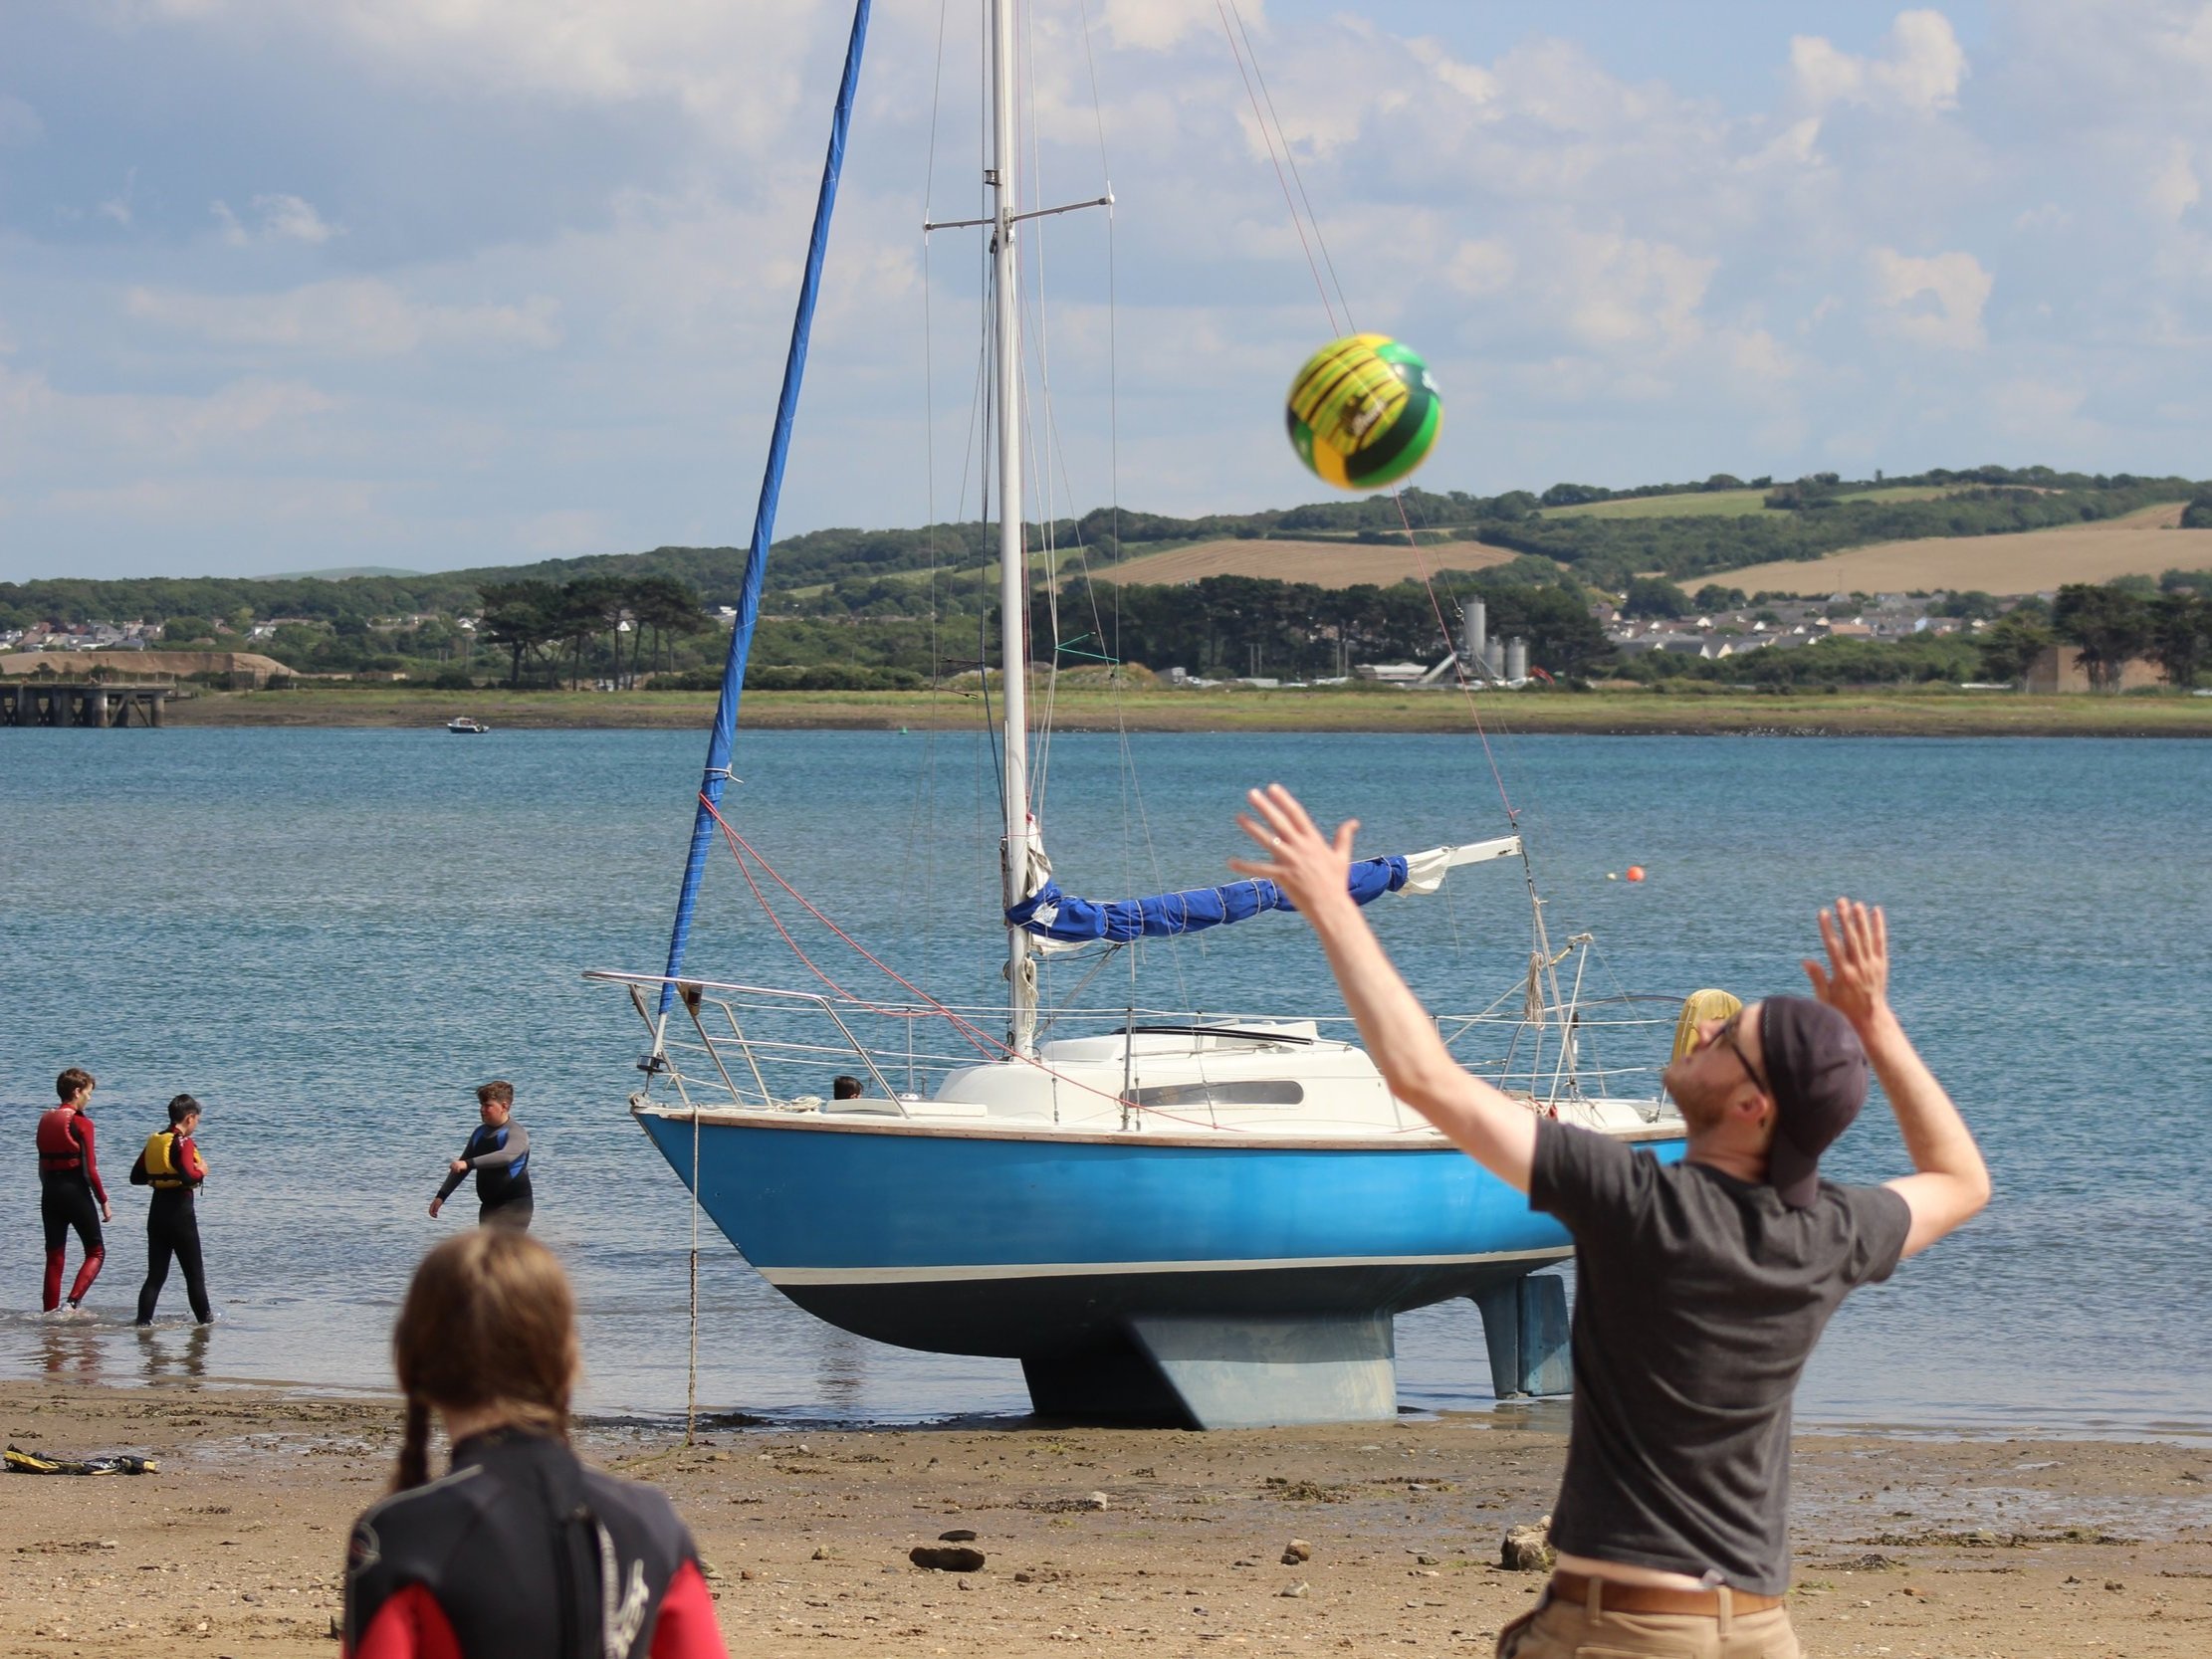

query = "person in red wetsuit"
[
  {"left": 36, "top": 1068, "right": 111, "bottom": 1313},
  {"left": 342, "top": 1230, "right": 728, "bottom": 1659}
]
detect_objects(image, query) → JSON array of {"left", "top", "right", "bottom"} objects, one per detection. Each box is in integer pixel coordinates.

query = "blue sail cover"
[{"left": 1007, "top": 856, "right": 1412, "bottom": 948}]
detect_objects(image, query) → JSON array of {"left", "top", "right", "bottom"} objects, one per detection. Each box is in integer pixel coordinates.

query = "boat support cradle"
[{"left": 1017, "top": 1279, "right": 1572, "bottom": 1428}]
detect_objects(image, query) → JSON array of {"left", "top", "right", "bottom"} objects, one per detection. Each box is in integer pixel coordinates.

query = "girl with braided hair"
[{"left": 342, "top": 1231, "right": 726, "bottom": 1659}]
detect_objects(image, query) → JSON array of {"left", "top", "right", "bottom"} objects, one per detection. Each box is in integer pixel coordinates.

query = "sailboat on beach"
[{"left": 591, "top": 0, "right": 1686, "bottom": 1428}]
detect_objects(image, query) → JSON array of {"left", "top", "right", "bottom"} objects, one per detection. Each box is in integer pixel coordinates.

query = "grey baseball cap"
[{"left": 1758, "top": 996, "right": 1869, "bottom": 1207}]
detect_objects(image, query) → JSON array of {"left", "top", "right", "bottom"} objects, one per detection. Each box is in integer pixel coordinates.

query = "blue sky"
[{"left": 2, "top": 1, "right": 2206, "bottom": 581}]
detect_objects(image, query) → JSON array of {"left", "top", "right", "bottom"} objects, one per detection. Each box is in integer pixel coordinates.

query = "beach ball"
[{"left": 1285, "top": 333, "right": 1442, "bottom": 491}]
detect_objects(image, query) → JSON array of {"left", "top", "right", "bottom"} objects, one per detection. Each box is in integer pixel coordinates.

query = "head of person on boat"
[{"left": 831, "top": 1075, "right": 862, "bottom": 1101}]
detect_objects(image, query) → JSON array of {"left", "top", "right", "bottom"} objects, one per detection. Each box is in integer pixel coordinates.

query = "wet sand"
[{"left": 1, "top": 1380, "right": 2206, "bottom": 1656}]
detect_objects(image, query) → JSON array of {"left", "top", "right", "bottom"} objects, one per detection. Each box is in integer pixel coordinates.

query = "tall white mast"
[{"left": 990, "top": 0, "right": 1037, "bottom": 1057}]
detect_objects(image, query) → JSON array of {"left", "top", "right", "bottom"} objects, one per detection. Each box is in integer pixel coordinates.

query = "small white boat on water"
[{"left": 445, "top": 717, "right": 490, "bottom": 734}]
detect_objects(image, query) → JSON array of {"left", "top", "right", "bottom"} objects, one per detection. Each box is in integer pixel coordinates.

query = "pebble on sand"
[
  {"left": 1500, "top": 1518, "right": 1554, "bottom": 1572},
  {"left": 910, "top": 1546, "right": 988, "bottom": 1572},
  {"left": 1282, "top": 1539, "right": 1313, "bottom": 1564}
]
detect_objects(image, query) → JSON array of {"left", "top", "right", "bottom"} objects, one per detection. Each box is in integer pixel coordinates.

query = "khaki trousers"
[{"left": 1495, "top": 1580, "right": 1801, "bottom": 1659}]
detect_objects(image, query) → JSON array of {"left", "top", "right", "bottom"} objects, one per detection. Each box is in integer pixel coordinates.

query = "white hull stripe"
[{"left": 760, "top": 1248, "right": 1567, "bottom": 1288}]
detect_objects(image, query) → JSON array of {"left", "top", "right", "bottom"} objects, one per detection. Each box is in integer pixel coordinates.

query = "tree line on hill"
[
  {"left": 7, "top": 465, "right": 2202, "bottom": 636},
  {"left": 7, "top": 463, "right": 2209, "bottom": 695}
]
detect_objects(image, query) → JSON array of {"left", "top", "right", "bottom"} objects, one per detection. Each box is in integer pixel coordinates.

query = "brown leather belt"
[{"left": 1548, "top": 1570, "right": 1784, "bottom": 1617}]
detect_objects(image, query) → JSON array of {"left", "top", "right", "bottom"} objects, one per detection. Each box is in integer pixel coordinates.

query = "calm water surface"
[{"left": 3, "top": 726, "right": 2206, "bottom": 1437}]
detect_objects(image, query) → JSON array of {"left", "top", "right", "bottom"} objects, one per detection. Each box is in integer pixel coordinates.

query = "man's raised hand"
[
  {"left": 1803, "top": 896, "right": 1889, "bottom": 1033},
  {"left": 1229, "top": 783, "right": 1357, "bottom": 916}
]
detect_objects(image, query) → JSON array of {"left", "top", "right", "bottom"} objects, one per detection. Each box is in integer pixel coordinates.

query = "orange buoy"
[{"left": 1625, "top": 866, "right": 1646, "bottom": 883}]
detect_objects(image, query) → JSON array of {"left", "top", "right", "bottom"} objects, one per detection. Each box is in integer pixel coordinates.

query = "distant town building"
[{"left": 2023, "top": 647, "right": 2164, "bottom": 695}]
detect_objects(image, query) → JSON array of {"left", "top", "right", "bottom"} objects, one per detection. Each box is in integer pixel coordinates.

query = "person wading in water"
[
  {"left": 342, "top": 1230, "right": 727, "bottom": 1657},
  {"left": 36, "top": 1068, "right": 111, "bottom": 1314},
  {"left": 1231, "top": 783, "right": 1990, "bottom": 1659},
  {"left": 429, "top": 1081, "right": 533, "bottom": 1230},
  {"left": 131, "top": 1093, "right": 213, "bottom": 1325}
]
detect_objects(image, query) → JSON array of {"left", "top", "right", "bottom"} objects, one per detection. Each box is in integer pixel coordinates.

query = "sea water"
[{"left": 3, "top": 726, "right": 2206, "bottom": 1438}]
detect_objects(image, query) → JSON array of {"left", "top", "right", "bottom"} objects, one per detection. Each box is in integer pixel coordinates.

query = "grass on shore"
[{"left": 158, "top": 682, "right": 2212, "bottom": 737}]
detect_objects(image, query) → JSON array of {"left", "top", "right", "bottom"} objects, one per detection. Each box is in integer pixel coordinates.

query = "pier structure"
[{"left": 0, "top": 682, "right": 169, "bottom": 727}]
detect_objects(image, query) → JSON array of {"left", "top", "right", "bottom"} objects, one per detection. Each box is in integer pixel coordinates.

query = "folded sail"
[{"left": 1006, "top": 837, "right": 1520, "bottom": 955}]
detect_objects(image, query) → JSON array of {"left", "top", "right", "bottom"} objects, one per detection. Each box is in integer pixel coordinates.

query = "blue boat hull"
[{"left": 637, "top": 1111, "right": 1684, "bottom": 1360}]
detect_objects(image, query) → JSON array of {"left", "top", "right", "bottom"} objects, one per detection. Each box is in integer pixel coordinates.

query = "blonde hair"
[{"left": 389, "top": 1231, "right": 578, "bottom": 1491}]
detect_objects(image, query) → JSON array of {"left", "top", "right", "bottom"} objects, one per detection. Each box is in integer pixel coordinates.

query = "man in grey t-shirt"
[{"left": 1231, "top": 784, "right": 1990, "bottom": 1659}]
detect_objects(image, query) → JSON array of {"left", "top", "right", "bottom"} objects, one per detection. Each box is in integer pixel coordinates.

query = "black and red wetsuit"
[
  {"left": 342, "top": 1427, "right": 726, "bottom": 1659},
  {"left": 36, "top": 1105, "right": 107, "bottom": 1311}
]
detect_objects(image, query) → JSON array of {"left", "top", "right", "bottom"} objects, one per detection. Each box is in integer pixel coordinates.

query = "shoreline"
[
  {"left": 132, "top": 685, "right": 2212, "bottom": 737},
  {"left": 3, "top": 1378, "right": 2205, "bottom": 1657}
]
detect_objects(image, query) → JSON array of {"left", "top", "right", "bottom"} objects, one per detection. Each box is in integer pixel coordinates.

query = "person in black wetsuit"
[
  {"left": 130, "top": 1093, "right": 213, "bottom": 1325},
  {"left": 428, "top": 1080, "right": 533, "bottom": 1230},
  {"left": 341, "top": 1230, "right": 727, "bottom": 1659},
  {"left": 36, "top": 1067, "right": 111, "bottom": 1313}
]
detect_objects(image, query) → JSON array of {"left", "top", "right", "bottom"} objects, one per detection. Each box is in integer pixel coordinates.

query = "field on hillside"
[
  {"left": 1086, "top": 537, "right": 1520, "bottom": 588},
  {"left": 1701, "top": 503, "right": 2212, "bottom": 595},
  {"left": 1544, "top": 484, "right": 1949, "bottom": 519}
]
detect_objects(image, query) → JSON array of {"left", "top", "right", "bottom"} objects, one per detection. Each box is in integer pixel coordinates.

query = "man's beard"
[{"left": 1665, "top": 1064, "right": 1730, "bottom": 1135}]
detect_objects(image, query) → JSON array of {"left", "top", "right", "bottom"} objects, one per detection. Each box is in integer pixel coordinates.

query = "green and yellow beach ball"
[{"left": 1285, "top": 333, "right": 1442, "bottom": 491}]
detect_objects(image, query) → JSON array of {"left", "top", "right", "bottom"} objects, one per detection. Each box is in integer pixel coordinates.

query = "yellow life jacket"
[{"left": 140, "top": 1130, "right": 205, "bottom": 1189}]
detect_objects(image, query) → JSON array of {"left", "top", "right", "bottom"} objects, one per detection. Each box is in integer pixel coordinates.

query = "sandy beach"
[{"left": 2, "top": 1379, "right": 2205, "bottom": 1658}]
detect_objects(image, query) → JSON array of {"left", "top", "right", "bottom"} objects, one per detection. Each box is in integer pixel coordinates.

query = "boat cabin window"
[{"left": 1130, "top": 1079, "right": 1305, "bottom": 1109}]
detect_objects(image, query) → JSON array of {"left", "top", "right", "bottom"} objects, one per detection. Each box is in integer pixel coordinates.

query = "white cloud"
[
  {"left": 99, "top": 168, "right": 138, "bottom": 226},
  {"left": 1792, "top": 10, "right": 1967, "bottom": 115},
  {"left": 2147, "top": 141, "right": 2201, "bottom": 222},
  {"left": 126, "top": 279, "right": 560, "bottom": 356},
  {"left": 257, "top": 193, "right": 340, "bottom": 244},
  {"left": 212, "top": 194, "right": 343, "bottom": 245},
  {"left": 1444, "top": 240, "right": 1514, "bottom": 300},
  {"left": 0, "top": 362, "right": 337, "bottom": 474},
  {"left": 12, "top": 0, "right": 2212, "bottom": 575},
  {"left": 125, "top": 0, "right": 823, "bottom": 143},
  {"left": 1551, "top": 231, "right": 1716, "bottom": 351},
  {"left": 1867, "top": 248, "right": 1993, "bottom": 348},
  {"left": 1725, "top": 327, "right": 1796, "bottom": 385},
  {"left": 1101, "top": 0, "right": 1246, "bottom": 55}
]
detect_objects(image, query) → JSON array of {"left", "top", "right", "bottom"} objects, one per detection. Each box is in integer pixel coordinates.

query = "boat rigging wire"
[
  {"left": 1215, "top": 0, "right": 1345, "bottom": 335},
  {"left": 696, "top": 791, "right": 1294, "bottom": 1134},
  {"left": 1220, "top": 0, "right": 1354, "bottom": 332}
]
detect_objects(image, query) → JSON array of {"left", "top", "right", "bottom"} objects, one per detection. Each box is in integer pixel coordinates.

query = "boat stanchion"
[{"left": 1472, "top": 1274, "right": 1573, "bottom": 1398}]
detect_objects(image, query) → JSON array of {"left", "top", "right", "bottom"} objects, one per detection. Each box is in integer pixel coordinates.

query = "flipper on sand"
[{"left": 5, "top": 1444, "right": 159, "bottom": 1476}]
